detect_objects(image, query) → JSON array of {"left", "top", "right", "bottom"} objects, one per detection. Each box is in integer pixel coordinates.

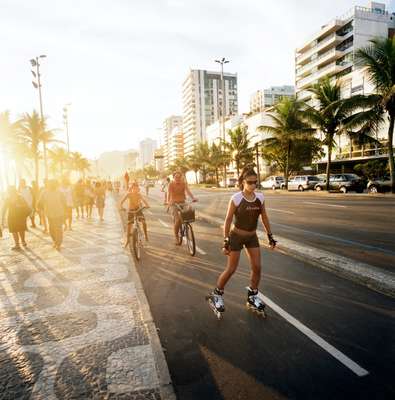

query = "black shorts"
[
  {"left": 229, "top": 231, "right": 259, "bottom": 252},
  {"left": 128, "top": 210, "right": 145, "bottom": 224}
]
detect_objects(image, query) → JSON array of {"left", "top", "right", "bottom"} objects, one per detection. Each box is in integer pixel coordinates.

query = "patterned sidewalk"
[{"left": 0, "top": 197, "right": 174, "bottom": 400}]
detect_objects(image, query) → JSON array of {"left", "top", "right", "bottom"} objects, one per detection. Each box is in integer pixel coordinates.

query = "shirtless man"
[{"left": 119, "top": 182, "right": 150, "bottom": 247}]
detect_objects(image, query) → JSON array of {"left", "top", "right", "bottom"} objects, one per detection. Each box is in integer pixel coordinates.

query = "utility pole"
[{"left": 30, "top": 55, "right": 48, "bottom": 180}]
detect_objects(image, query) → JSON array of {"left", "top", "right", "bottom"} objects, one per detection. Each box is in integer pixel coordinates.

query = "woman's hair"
[{"left": 238, "top": 166, "right": 257, "bottom": 190}]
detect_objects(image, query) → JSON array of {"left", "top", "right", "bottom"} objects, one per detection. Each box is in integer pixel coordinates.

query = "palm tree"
[
  {"left": 170, "top": 157, "right": 189, "bottom": 175},
  {"left": 189, "top": 142, "right": 210, "bottom": 183},
  {"left": 304, "top": 77, "right": 375, "bottom": 190},
  {"left": 0, "top": 111, "right": 21, "bottom": 186},
  {"left": 225, "top": 125, "right": 254, "bottom": 177},
  {"left": 259, "top": 97, "right": 315, "bottom": 189},
  {"left": 18, "top": 111, "right": 44, "bottom": 185},
  {"left": 209, "top": 142, "right": 229, "bottom": 187},
  {"left": 49, "top": 146, "right": 69, "bottom": 177},
  {"left": 355, "top": 37, "right": 395, "bottom": 193}
]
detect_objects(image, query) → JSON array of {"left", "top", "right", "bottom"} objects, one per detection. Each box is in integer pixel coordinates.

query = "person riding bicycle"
[
  {"left": 166, "top": 171, "right": 197, "bottom": 245},
  {"left": 207, "top": 166, "right": 277, "bottom": 315},
  {"left": 119, "top": 181, "right": 149, "bottom": 247}
]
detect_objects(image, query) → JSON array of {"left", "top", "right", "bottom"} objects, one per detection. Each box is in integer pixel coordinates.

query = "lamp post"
[
  {"left": 30, "top": 55, "right": 48, "bottom": 180},
  {"left": 215, "top": 57, "right": 229, "bottom": 187},
  {"left": 63, "top": 103, "right": 71, "bottom": 153}
]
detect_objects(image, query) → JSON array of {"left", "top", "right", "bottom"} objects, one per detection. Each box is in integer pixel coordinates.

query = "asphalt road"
[
  {"left": 174, "top": 187, "right": 395, "bottom": 272},
  {"left": 119, "top": 190, "right": 395, "bottom": 400}
]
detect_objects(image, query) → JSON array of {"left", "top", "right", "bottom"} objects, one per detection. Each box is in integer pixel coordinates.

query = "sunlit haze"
[{"left": 1, "top": 0, "right": 394, "bottom": 158}]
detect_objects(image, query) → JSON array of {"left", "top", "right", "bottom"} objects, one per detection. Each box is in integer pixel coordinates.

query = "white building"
[
  {"left": 168, "top": 126, "right": 184, "bottom": 167},
  {"left": 162, "top": 115, "right": 183, "bottom": 169},
  {"left": 139, "top": 138, "right": 157, "bottom": 168},
  {"left": 296, "top": 2, "right": 394, "bottom": 101},
  {"left": 250, "top": 86, "right": 295, "bottom": 113},
  {"left": 205, "top": 111, "right": 277, "bottom": 177},
  {"left": 123, "top": 150, "right": 139, "bottom": 171},
  {"left": 295, "top": 1, "right": 395, "bottom": 171},
  {"left": 182, "top": 69, "right": 238, "bottom": 157}
]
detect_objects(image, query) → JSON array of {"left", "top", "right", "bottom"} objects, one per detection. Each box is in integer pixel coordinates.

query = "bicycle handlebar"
[{"left": 121, "top": 206, "right": 148, "bottom": 213}]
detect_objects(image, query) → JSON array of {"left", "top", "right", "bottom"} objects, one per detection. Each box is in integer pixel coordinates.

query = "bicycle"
[
  {"left": 122, "top": 206, "right": 147, "bottom": 261},
  {"left": 173, "top": 202, "right": 196, "bottom": 256}
]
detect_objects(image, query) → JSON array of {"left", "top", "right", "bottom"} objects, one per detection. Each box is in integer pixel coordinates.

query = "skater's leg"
[
  {"left": 245, "top": 246, "right": 261, "bottom": 290},
  {"left": 216, "top": 251, "right": 241, "bottom": 290}
]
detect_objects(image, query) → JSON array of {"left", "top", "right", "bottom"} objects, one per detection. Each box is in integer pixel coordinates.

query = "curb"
[
  {"left": 196, "top": 211, "right": 395, "bottom": 299},
  {"left": 115, "top": 198, "right": 176, "bottom": 400}
]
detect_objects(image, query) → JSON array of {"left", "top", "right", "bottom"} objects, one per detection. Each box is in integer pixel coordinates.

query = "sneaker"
[{"left": 11, "top": 245, "right": 21, "bottom": 251}]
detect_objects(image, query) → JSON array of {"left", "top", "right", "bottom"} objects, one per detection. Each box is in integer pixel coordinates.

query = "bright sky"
[{"left": 1, "top": 0, "right": 394, "bottom": 159}]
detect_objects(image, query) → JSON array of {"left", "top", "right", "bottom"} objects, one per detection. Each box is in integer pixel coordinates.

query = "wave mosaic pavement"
[{"left": 0, "top": 199, "right": 171, "bottom": 399}]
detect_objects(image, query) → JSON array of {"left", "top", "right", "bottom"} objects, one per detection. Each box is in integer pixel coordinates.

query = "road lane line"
[
  {"left": 258, "top": 293, "right": 369, "bottom": 377},
  {"left": 304, "top": 201, "right": 347, "bottom": 208},
  {"left": 266, "top": 208, "right": 295, "bottom": 215},
  {"left": 158, "top": 219, "right": 170, "bottom": 228},
  {"left": 272, "top": 222, "right": 395, "bottom": 256},
  {"left": 196, "top": 246, "right": 207, "bottom": 255}
]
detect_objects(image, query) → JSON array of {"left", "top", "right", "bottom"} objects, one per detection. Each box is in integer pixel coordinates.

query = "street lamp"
[
  {"left": 30, "top": 54, "right": 48, "bottom": 180},
  {"left": 215, "top": 57, "right": 230, "bottom": 187},
  {"left": 63, "top": 103, "right": 71, "bottom": 153}
]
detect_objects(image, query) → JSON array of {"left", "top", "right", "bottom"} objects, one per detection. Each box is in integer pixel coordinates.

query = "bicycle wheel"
[
  {"left": 177, "top": 223, "right": 183, "bottom": 245},
  {"left": 185, "top": 223, "right": 196, "bottom": 256},
  {"left": 132, "top": 228, "right": 141, "bottom": 261}
]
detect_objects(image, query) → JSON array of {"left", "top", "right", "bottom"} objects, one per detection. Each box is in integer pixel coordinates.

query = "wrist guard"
[{"left": 267, "top": 233, "right": 277, "bottom": 248}]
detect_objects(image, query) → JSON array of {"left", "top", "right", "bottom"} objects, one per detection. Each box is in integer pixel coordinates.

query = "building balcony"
[
  {"left": 296, "top": 31, "right": 352, "bottom": 65},
  {"left": 296, "top": 47, "right": 350, "bottom": 78},
  {"left": 296, "top": 18, "right": 346, "bottom": 53},
  {"left": 296, "top": 61, "right": 352, "bottom": 90}
]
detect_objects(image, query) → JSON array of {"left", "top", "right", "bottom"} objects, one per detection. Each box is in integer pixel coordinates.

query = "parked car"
[
  {"left": 219, "top": 177, "right": 238, "bottom": 188},
  {"left": 261, "top": 176, "right": 284, "bottom": 190},
  {"left": 314, "top": 174, "right": 364, "bottom": 193},
  {"left": 287, "top": 175, "right": 321, "bottom": 191},
  {"left": 367, "top": 177, "right": 392, "bottom": 193}
]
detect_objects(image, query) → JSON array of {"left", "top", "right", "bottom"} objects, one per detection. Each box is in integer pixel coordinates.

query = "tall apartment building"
[
  {"left": 182, "top": 69, "right": 238, "bottom": 157},
  {"left": 139, "top": 138, "right": 157, "bottom": 168},
  {"left": 295, "top": 1, "right": 395, "bottom": 172},
  {"left": 168, "top": 126, "right": 184, "bottom": 167},
  {"left": 250, "top": 85, "right": 295, "bottom": 113},
  {"left": 162, "top": 115, "right": 183, "bottom": 168},
  {"left": 295, "top": 2, "right": 395, "bottom": 102}
]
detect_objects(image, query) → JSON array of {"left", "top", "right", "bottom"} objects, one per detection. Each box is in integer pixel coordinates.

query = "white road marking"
[
  {"left": 258, "top": 292, "right": 369, "bottom": 377},
  {"left": 158, "top": 219, "right": 170, "bottom": 228},
  {"left": 304, "top": 201, "right": 347, "bottom": 208},
  {"left": 196, "top": 246, "right": 207, "bottom": 255},
  {"left": 266, "top": 208, "right": 295, "bottom": 215},
  {"left": 146, "top": 209, "right": 153, "bottom": 215},
  {"left": 182, "top": 238, "right": 207, "bottom": 255}
]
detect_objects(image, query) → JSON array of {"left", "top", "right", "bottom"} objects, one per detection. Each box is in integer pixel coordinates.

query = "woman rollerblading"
[{"left": 206, "top": 167, "right": 277, "bottom": 319}]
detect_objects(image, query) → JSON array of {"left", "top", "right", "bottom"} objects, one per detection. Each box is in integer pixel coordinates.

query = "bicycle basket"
[{"left": 180, "top": 206, "right": 195, "bottom": 223}]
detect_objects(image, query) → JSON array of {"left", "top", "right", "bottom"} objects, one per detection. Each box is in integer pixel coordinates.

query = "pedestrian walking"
[
  {"left": 85, "top": 180, "right": 95, "bottom": 218},
  {"left": 40, "top": 180, "right": 66, "bottom": 250},
  {"left": 60, "top": 177, "right": 74, "bottom": 231},
  {"left": 206, "top": 167, "right": 277, "bottom": 318},
  {"left": 94, "top": 181, "right": 106, "bottom": 221},
  {"left": 19, "top": 179, "right": 36, "bottom": 228},
  {"left": 124, "top": 171, "right": 130, "bottom": 191},
  {"left": 37, "top": 180, "right": 49, "bottom": 233},
  {"left": 73, "top": 179, "right": 85, "bottom": 219},
  {"left": 1, "top": 186, "right": 31, "bottom": 250},
  {"left": 161, "top": 177, "right": 170, "bottom": 205}
]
